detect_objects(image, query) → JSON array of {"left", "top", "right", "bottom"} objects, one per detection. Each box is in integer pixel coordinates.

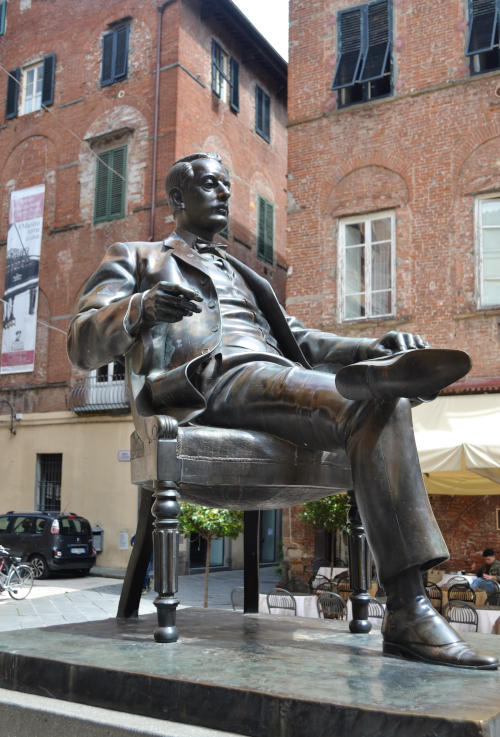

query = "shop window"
[{"left": 338, "top": 211, "right": 395, "bottom": 320}]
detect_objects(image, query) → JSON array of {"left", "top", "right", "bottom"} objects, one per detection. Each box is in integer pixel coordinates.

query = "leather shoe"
[
  {"left": 335, "top": 348, "right": 471, "bottom": 401},
  {"left": 382, "top": 596, "right": 498, "bottom": 669}
]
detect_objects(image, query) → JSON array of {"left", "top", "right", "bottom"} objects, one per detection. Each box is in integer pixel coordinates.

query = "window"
[
  {"left": 36, "top": 454, "right": 62, "bottom": 513},
  {"left": 466, "top": 0, "right": 500, "bottom": 74},
  {"left": 257, "top": 196, "right": 274, "bottom": 263},
  {"left": 94, "top": 146, "right": 127, "bottom": 222},
  {"left": 0, "top": 1, "right": 7, "bottom": 35},
  {"left": 211, "top": 40, "right": 239, "bottom": 112},
  {"left": 101, "top": 24, "right": 129, "bottom": 86},
  {"left": 5, "top": 54, "right": 56, "bottom": 120},
  {"left": 476, "top": 196, "right": 500, "bottom": 307},
  {"left": 331, "top": 0, "right": 392, "bottom": 107},
  {"left": 339, "top": 212, "right": 395, "bottom": 320},
  {"left": 255, "top": 85, "right": 270, "bottom": 142}
]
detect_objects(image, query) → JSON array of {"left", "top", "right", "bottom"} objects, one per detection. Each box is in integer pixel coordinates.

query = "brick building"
[
  {"left": 0, "top": 0, "right": 287, "bottom": 571},
  {"left": 286, "top": 0, "right": 500, "bottom": 577}
]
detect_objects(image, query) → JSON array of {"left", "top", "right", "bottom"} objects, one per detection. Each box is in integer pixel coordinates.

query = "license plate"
[{"left": 70, "top": 547, "right": 86, "bottom": 554}]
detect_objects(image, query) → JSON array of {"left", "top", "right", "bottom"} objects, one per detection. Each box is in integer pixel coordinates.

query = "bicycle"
[{"left": 0, "top": 544, "right": 34, "bottom": 600}]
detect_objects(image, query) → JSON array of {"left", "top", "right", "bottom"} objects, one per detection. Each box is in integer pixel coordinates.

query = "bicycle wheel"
[{"left": 7, "top": 564, "right": 34, "bottom": 600}]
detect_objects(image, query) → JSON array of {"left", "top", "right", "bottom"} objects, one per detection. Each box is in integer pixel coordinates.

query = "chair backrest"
[
  {"left": 425, "top": 583, "right": 443, "bottom": 611},
  {"left": 448, "top": 583, "right": 476, "bottom": 603},
  {"left": 486, "top": 591, "right": 500, "bottom": 607},
  {"left": 336, "top": 576, "right": 352, "bottom": 602},
  {"left": 230, "top": 586, "right": 244, "bottom": 611},
  {"left": 316, "top": 592, "right": 347, "bottom": 620},
  {"left": 443, "top": 601, "right": 478, "bottom": 631},
  {"left": 446, "top": 575, "right": 469, "bottom": 586},
  {"left": 266, "top": 588, "right": 297, "bottom": 615},
  {"left": 367, "top": 597, "right": 385, "bottom": 619}
]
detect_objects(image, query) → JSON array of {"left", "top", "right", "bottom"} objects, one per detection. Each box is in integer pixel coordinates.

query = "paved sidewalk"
[{"left": 0, "top": 566, "right": 280, "bottom": 631}]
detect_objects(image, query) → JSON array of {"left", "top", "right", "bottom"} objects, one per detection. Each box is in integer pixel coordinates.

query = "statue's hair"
[{"left": 165, "top": 153, "right": 222, "bottom": 208}]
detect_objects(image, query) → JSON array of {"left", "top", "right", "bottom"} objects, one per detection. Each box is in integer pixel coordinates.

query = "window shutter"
[
  {"left": 114, "top": 25, "right": 129, "bottom": 80},
  {"left": 5, "top": 67, "right": 20, "bottom": 120},
  {"left": 109, "top": 147, "right": 126, "bottom": 218},
  {"left": 0, "top": 1, "right": 7, "bottom": 35},
  {"left": 211, "top": 39, "right": 220, "bottom": 95},
  {"left": 256, "top": 86, "right": 270, "bottom": 140},
  {"left": 41, "top": 54, "right": 56, "bottom": 107},
  {"left": 466, "top": 0, "right": 498, "bottom": 54},
  {"left": 331, "top": 8, "right": 363, "bottom": 89},
  {"left": 101, "top": 31, "right": 114, "bottom": 86},
  {"left": 359, "top": 1, "right": 390, "bottom": 82},
  {"left": 230, "top": 57, "right": 239, "bottom": 112},
  {"left": 264, "top": 201, "right": 274, "bottom": 263},
  {"left": 94, "top": 151, "right": 111, "bottom": 221}
]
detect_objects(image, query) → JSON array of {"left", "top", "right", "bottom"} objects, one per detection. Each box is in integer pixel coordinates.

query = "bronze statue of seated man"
[{"left": 67, "top": 152, "right": 497, "bottom": 670}]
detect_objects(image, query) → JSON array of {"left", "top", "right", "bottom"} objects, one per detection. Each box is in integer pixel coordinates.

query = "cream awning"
[{"left": 412, "top": 393, "right": 500, "bottom": 495}]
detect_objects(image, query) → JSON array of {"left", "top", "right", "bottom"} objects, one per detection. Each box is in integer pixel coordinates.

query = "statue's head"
[{"left": 165, "top": 153, "right": 230, "bottom": 240}]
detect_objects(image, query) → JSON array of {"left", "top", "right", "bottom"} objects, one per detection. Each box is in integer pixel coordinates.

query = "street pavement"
[{"left": 0, "top": 566, "right": 281, "bottom": 631}]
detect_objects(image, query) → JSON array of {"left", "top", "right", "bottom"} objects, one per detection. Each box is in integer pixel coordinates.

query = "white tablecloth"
[
  {"left": 317, "top": 567, "right": 348, "bottom": 580},
  {"left": 450, "top": 608, "right": 500, "bottom": 635},
  {"left": 259, "top": 593, "right": 319, "bottom": 618},
  {"left": 438, "top": 574, "right": 476, "bottom": 587}
]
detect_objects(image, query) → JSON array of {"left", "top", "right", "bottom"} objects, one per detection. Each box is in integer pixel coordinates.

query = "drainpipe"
[{"left": 149, "top": 0, "right": 177, "bottom": 241}]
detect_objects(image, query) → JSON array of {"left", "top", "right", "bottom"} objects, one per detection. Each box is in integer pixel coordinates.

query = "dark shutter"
[
  {"left": 466, "top": 0, "right": 498, "bottom": 54},
  {"left": 114, "top": 25, "right": 129, "bottom": 80},
  {"left": 0, "top": 1, "right": 7, "bottom": 35},
  {"left": 41, "top": 53, "right": 56, "bottom": 107},
  {"left": 257, "top": 197, "right": 274, "bottom": 263},
  {"left": 5, "top": 67, "right": 20, "bottom": 120},
  {"left": 230, "top": 57, "right": 239, "bottom": 112},
  {"left": 94, "top": 151, "right": 111, "bottom": 221},
  {"left": 331, "top": 8, "right": 363, "bottom": 89},
  {"left": 211, "top": 39, "right": 221, "bottom": 95},
  {"left": 109, "top": 146, "right": 126, "bottom": 218},
  {"left": 256, "top": 86, "right": 270, "bottom": 141},
  {"left": 101, "top": 31, "right": 114, "bottom": 86},
  {"left": 359, "top": 1, "right": 390, "bottom": 82},
  {"left": 94, "top": 147, "right": 127, "bottom": 222}
]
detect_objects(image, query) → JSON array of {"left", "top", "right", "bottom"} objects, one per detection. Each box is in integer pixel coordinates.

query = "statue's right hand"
[{"left": 142, "top": 282, "right": 203, "bottom": 324}]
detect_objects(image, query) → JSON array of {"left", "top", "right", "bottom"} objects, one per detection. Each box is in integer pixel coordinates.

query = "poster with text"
[{"left": 1, "top": 184, "right": 45, "bottom": 374}]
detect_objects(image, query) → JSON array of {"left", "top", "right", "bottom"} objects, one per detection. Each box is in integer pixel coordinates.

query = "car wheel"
[{"left": 29, "top": 555, "right": 49, "bottom": 579}]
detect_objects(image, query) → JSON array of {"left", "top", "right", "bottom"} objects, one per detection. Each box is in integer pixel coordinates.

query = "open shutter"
[
  {"left": 101, "top": 31, "right": 114, "bottom": 86},
  {"left": 211, "top": 39, "right": 221, "bottom": 95},
  {"left": 331, "top": 8, "right": 363, "bottom": 89},
  {"left": 0, "top": 2, "right": 7, "bottom": 35},
  {"left": 466, "top": 0, "right": 498, "bottom": 54},
  {"left": 359, "top": 1, "right": 390, "bottom": 82},
  {"left": 41, "top": 54, "right": 56, "bottom": 107},
  {"left": 230, "top": 57, "right": 239, "bottom": 112},
  {"left": 109, "top": 147, "right": 126, "bottom": 219},
  {"left": 264, "top": 201, "right": 274, "bottom": 263},
  {"left": 5, "top": 67, "right": 20, "bottom": 120},
  {"left": 114, "top": 25, "right": 129, "bottom": 80},
  {"left": 94, "top": 151, "right": 111, "bottom": 222}
]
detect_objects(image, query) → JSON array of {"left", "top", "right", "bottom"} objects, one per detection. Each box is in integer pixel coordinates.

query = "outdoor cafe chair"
[
  {"left": 425, "top": 583, "right": 443, "bottom": 612},
  {"left": 446, "top": 575, "right": 470, "bottom": 586},
  {"left": 316, "top": 591, "right": 347, "bottom": 620},
  {"left": 486, "top": 592, "right": 500, "bottom": 607},
  {"left": 448, "top": 583, "right": 476, "bottom": 604},
  {"left": 443, "top": 601, "right": 479, "bottom": 632},
  {"left": 367, "top": 597, "right": 385, "bottom": 619},
  {"left": 266, "top": 588, "right": 297, "bottom": 616},
  {"left": 230, "top": 586, "right": 244, "bottom": 611}
]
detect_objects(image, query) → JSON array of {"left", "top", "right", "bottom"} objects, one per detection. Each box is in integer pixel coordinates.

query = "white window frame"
[
  {"left": 475, "top": 194, "right": 500, "bottom": 309},
  {"left": 338, "top": 210, "right": 396, "bottom": 322},
  {"left": 212, "top": 41, "right": 230, "bottom": 104},
  {"left": 21, "top": 61, "right": 43, "bottom": 115}
]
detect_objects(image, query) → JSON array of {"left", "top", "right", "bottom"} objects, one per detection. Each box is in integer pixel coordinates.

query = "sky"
[{"left": 231, "top": 0, "right": 289, "bottom": 60}]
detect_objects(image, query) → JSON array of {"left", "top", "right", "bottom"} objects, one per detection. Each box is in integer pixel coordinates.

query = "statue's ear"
[{"left": 169, "top": 187, "right": 184, "bottom": 212}]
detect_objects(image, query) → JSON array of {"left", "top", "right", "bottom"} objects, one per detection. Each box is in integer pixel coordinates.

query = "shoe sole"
[
  {"left": 336, "top": 349, "right": 471, "bottom": 401},
  {"left": 383, "top": 641, "right": 499, "bottom": 670}
]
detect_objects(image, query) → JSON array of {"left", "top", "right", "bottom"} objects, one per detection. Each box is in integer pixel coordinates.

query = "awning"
[{"left": 412, "top": 394, "right": 500, "bottom": 495}]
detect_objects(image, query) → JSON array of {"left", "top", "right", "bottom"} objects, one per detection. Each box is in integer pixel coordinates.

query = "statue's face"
[{"left": 180, "top": 158, "right": 230, "bottom": 240}]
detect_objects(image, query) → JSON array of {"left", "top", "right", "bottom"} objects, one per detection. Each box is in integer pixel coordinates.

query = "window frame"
[
  {"left": 466, "top": 0, "right": 500, "bottom": 75},
  {"left": 338, "top": 210, "right": 396, "bottom": 322},
  {"left": 257, "top": 195, "right": 274, "bottom": 264},
  {"left": 255, "top": 85, "right": 271, "bottom": 142},
  {"left": 93, "top": 145, "right": 127, "bottom": 223},
  {"left": 211, "top": 39, "right": 240, "bottom": 112},
  {"left": 331, "top": 0, "right": 392, "bottom": 108},
  {"left": 475, "top": 194, "right": 500, "bottom": 309},
  {"left": 20, "top": 61, "right": 44, "bottom": 115}
]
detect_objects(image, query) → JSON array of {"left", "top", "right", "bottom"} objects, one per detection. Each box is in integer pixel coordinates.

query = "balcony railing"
[{"left": 68, "top": 375, "right": 130, "bottom": 414}]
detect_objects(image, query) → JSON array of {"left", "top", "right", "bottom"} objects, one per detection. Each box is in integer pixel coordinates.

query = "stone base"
[{"left": 0, "top": 608, "right": 499, "bottom": 737}]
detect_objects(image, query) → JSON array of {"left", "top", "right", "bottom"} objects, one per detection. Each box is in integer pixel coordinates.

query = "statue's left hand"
[{"left": 363, "top": 330, "right": 429, "bottom": 359}]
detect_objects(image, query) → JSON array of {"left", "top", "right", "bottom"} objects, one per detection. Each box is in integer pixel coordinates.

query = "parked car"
[{"left": 0, "top": 511, "right": 96, "bottom": 578}]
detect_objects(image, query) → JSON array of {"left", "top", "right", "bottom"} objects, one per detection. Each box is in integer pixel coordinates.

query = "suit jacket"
[{"left": 67, "top": 233, "right": 369, "bottom": 423}]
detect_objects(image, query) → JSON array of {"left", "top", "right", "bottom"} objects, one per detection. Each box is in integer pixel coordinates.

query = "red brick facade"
[{"left": 287, "top": 0, "right": 500, "bottom": 573}]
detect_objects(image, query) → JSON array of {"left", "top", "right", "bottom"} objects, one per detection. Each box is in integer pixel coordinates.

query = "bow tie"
[{"left": 194, "top": 239, "right": 228, "bottom": 257}]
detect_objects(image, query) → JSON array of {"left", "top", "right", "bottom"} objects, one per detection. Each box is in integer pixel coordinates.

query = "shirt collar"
[{"left": 174, "top": 228, "right": 228, "bottom": 258}]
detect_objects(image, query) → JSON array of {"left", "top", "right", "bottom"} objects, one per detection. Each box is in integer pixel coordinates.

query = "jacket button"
[{"left": 208, "top": 300, "right": 216, "bottom": 309}]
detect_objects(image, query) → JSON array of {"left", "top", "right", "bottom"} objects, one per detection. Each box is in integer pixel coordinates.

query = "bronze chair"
[{"left": 117, "top": 356, "right": 374, "bottom": 641}]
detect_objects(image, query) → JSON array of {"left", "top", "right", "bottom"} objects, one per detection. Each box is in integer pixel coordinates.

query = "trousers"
[{"left": 199, "top": 360, "right": 449, "bottom": 582}]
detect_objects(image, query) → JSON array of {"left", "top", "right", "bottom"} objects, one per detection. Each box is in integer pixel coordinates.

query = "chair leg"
[
  {"left": 152, "top": 480, "right": 180, "bottom": 642},
  {"left": 243, "top": 510, "right": 260, "bottom": 613},
  {"left": 117, "top": 486, "right": 154, "bottom": 618},
  {"left": 347, "top": 489, "right": 372, "bottom": 634}
]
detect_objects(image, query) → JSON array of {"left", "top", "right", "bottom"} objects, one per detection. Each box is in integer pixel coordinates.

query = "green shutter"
[
  {"left": 109, "top": 146, "right": 126, "bottom": 218},
  {"left": 257, "top": 196, "right": 274, "bottom": 263},
  {"left": 0, "top": 2, "right": 7, "bottom": 35},
  {"left": 94, "top": 146, "right": 126, "bottom": 223}
]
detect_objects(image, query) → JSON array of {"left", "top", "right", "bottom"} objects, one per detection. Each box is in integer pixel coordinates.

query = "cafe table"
[{"left": 259, "top": 592, "right": 319, "bottom": 618}]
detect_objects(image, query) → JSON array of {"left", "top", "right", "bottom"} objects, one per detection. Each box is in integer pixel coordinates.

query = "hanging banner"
[{"left": 1, "top": 184, "right": 45, "bottom": 374}]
